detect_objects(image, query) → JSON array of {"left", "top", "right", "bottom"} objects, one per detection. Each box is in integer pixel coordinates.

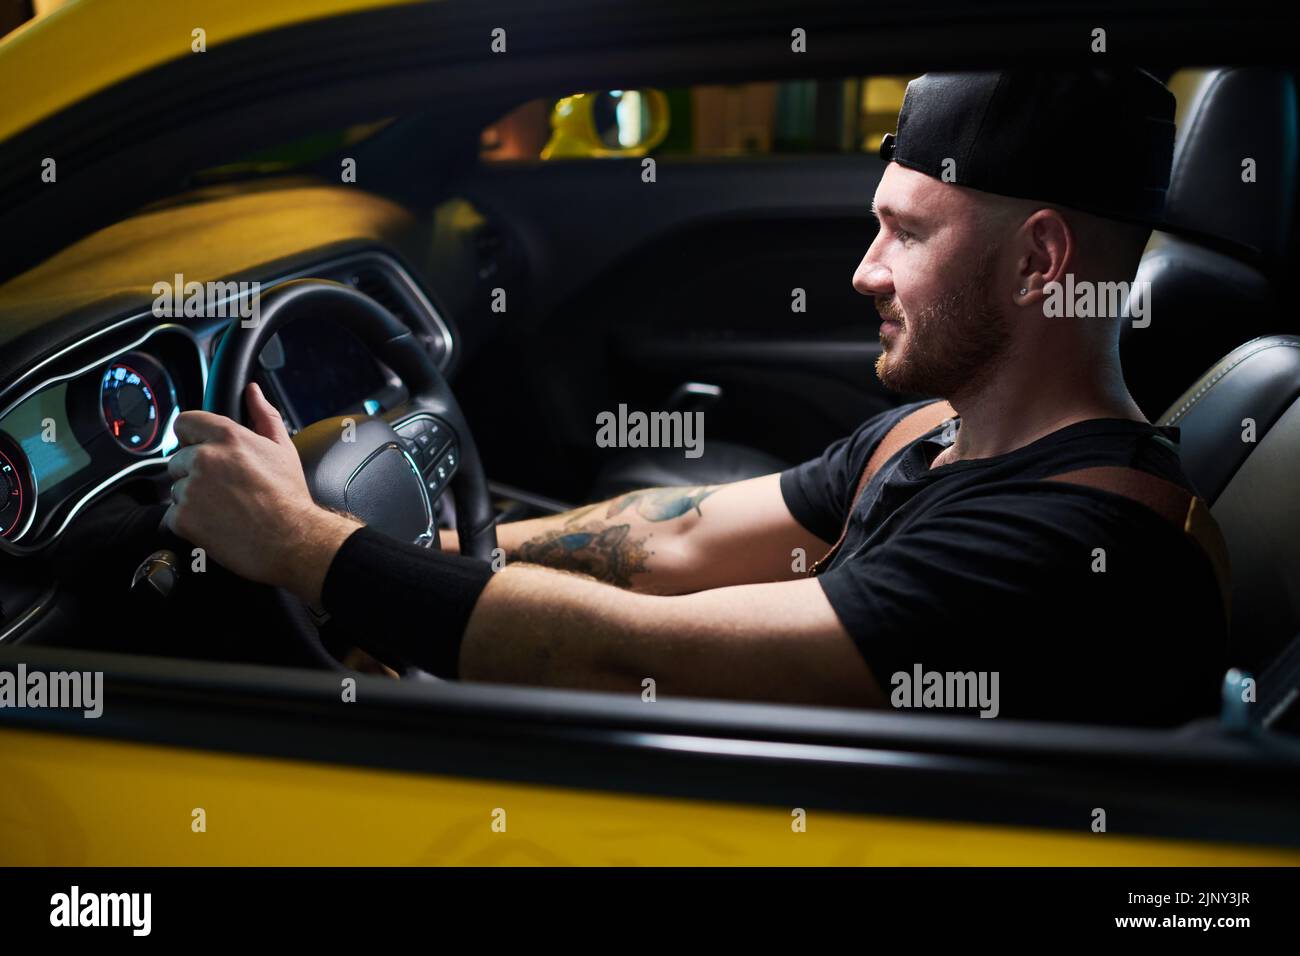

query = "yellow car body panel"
[
  {"left": 4, "top": 728, "right": 1297, "bottom": 866},
  {"left": 0, "top": 0, "right": 428, "bottom": 142}
]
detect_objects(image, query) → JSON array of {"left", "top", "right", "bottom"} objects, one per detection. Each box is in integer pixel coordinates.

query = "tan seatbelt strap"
[
  {"left": 808, "top": 401, "right": 955, "bottom": 576},
  {"left": 1045, "top": 466, "right": 1232, "bottom": 618}
]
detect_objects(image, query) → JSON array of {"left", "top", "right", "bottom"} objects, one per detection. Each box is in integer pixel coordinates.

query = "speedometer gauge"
[
  {"left": 99, "top": 353, "right": 176, "bottom": 454},
  {"left": 0, "top": 433, "right": 32, "bottom": 539}
]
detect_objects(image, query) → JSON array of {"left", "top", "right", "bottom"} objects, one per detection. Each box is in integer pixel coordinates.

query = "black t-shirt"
[{"left": 780, "top": 400, "right": 1227, "bottom": 727}]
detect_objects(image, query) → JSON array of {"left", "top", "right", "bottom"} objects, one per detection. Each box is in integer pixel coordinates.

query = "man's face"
[{"left": 853, "top": 163, "right": 1010, "bottom": 398}]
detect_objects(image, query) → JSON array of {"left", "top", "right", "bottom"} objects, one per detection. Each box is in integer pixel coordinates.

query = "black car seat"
[
  {"left": 1122, "top": 68, "right": 1298, "bottom": 419},
  {"left": 1158, "top": 336, "right": 1300, "bottom": 686}
]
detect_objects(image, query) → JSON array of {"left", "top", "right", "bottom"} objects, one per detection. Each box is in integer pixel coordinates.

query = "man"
[{"left": 165, "top": 70, "right": 1228, "bottom": 725}]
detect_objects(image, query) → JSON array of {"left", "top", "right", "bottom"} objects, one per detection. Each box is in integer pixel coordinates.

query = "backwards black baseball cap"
[{"left": 879, "top": 70, "right": 1176, "bottom": 227}]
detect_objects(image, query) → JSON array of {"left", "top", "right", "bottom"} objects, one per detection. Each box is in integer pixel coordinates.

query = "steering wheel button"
[{"left": 396, "top": 420, "right": 426, "bottom": 438}]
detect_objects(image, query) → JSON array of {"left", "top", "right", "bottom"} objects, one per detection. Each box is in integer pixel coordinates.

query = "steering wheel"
[{"left": 202, "top": 277, "right": 497, "bottom": 667}]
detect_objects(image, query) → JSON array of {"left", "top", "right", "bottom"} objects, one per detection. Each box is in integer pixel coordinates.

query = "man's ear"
[{"left": 1012, "top": 208, "right": 1074, "bottom": 307}]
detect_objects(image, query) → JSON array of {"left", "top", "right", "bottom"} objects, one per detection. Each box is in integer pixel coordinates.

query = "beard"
[{"left": 874, "top": 249, "right": 1009, "bottom": 399}]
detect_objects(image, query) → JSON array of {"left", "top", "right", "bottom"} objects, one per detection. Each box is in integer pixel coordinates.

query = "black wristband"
[{"left": 320, "top": 525, "right": 495, "bottom": 678}]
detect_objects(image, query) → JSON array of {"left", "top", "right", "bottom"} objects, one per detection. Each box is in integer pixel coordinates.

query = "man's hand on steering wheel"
[{"left": 165, "top": 381, "right": 359, "bottom": 605}]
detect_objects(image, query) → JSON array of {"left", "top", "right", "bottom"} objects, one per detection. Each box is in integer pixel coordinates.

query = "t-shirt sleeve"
[{"left": 779, "top": 401, "right": 932, "bottom": 543}]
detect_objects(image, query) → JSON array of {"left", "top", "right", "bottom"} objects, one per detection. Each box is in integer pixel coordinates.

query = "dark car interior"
[{"left": 0, "top": 0, "right": 1298, "bottom": 742}]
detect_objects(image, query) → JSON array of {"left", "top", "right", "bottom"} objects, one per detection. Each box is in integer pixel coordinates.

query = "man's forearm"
[
  {"left": 311, "top": 506, "right": 880, "bottom": 705},
  {"left": 458, "top": 563, "right": 883, "bottom": 707},
  {"left": 442, "top": 486, "right": 720, "bottom": 594}
]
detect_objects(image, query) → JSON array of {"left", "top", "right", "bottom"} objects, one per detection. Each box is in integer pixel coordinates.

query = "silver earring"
[{"left": 1018, "top": 287, "right": 1027, "bottom": 295}]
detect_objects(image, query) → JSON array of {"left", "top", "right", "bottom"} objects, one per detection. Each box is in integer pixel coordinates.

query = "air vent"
[
  {"left": 345, "top": 264, "right": 448, "bottom": 368},
  {"left": 349, "top": 267, "right": 409, "bottom": 323}
]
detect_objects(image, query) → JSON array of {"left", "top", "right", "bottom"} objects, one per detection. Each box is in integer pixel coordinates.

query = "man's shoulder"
[
  {"left": 939, "top": 417, "right": 1196, "bottom": 494},
  {"left": 921, "top": 473, "right": 1203, "bottom": 572},
  {"left": 1035, "top": 418, "right": 1192, "bottom": 483}
]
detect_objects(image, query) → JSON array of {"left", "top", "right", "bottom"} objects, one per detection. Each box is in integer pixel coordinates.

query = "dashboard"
[{"left": 0, "top": 250, "right": 454, "bottom": 550}]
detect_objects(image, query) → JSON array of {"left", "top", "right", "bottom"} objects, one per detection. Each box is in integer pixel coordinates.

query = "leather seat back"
[
  {"left": 1123, "top": 69, "right": 1298, "bottom": 419},
  {"left": 1159, "top": 335, "right": 1300, "bottom": 672}
]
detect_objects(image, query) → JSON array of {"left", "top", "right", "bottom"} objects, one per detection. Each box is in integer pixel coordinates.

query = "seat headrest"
[
  {"left": 1159, "top": 335, "right": 1300, "bottom": 671},
  {"left": 1163, "top": 69, "right": 1297, "bottom": 262},
  {"left": 1160, "top": 335, "right": 1300, "bottom": 503}
]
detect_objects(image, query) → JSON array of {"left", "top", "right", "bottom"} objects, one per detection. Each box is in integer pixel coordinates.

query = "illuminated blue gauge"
[{"left": 100, "top": 354, "right": 175, "bottom": 454}]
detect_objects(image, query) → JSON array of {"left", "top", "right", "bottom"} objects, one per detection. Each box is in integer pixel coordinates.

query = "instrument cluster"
[{"left": 0, "top": 326, "right": 202, "bottom": 545}]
